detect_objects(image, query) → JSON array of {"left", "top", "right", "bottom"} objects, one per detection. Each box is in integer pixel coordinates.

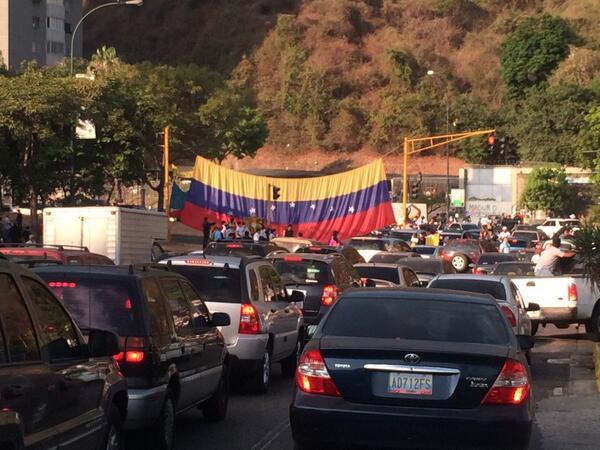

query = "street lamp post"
[{"left": 69, "top": 0, "right": 143, "bottom": 75}]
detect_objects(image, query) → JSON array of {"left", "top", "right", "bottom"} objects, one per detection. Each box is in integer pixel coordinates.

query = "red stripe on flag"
[{"left": 180, "top": 201, "right": 395, "bottom": 242}]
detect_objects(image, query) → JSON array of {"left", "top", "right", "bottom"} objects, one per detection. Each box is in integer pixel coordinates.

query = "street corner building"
[{"left": 179, "top": 157, "right": 396, "bottom": 242}]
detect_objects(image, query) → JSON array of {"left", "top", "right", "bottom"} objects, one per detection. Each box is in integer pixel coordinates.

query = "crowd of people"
[{"left": 0, "top": 210, "right": 35, "bottom": 244}]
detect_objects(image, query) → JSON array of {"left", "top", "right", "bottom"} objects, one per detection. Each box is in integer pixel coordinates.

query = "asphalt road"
[{"left": 170, "top": 325, "right": 599, "bottom": 450}]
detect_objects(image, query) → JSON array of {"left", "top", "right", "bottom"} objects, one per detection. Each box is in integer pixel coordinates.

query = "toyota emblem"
[{"left": 404, "top": 353, "right": 420, "bottom": 364}]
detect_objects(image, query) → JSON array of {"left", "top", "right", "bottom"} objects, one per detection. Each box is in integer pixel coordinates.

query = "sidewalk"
[{"left": 530, "top": 326, "right": 600, "bottom": 449}]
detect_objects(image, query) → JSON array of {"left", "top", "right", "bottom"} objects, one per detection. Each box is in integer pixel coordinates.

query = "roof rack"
[
  {"left": 0, "top": 243, "right": 90, "bottom": 252},
  {"left": 13, "top": 259, "right": 63, "bottom": 268}
]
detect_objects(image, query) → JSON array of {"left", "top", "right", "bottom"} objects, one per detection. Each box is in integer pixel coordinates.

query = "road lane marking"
[{"left": 251, "top": 420, "right": 290, "bottom": 450}]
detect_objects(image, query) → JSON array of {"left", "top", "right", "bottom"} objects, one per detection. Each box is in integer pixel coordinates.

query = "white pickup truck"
[{"left": 512, "top": 274, "right": 600, "bottom": 335}]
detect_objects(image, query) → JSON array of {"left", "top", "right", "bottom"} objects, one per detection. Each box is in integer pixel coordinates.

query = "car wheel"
[
  {"left": 281, "top": 336, "right": 302, "bottom": 379},
  {"left": 251, "top": 349, "right": 271, "bottom": 394},
  {"left": 451, "top": 253, "right": 469, "bottom": 272},
  {"left": 151, "top": 392, "right": 175, "bottom": 450},
  {"left": 103, "top": 405, "right": 124, "bottom": 450},
  {"left": 202, "top": 364, "right": 230, "bottom": 422}
]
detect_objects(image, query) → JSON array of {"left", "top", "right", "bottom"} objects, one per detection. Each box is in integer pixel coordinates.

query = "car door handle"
[
  {"left": 4, "top": 385, "right": 24, "bottom": 398},
  {"left": 526, "top": 282, "right": 536, "bottom": 287}
]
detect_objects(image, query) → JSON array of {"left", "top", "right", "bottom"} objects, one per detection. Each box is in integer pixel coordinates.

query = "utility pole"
[{"left": 163, "top": 126, "right": 170, "bottom": 212}]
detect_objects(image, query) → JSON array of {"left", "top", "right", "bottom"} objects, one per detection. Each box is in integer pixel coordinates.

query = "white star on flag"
[
  {"left": 249, "top": 207, "right": 256, "bottom": 215},
  {"left": 330, "top": 207, "right": 334, "bottom": 212},
  {"left": 310, "top": 204, "right": 316, "bottom": 210},
  {"left": 289, "top": 202, "right": 296, "bottom": 208},
  {"left": 348, "top": 206, "right": 355, "bottom": 213},
  {"left": 270, "top": 205, "right": 276, "bottom": 211}
]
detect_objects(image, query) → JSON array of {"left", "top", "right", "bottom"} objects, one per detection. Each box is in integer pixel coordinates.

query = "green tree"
[
  {"left": 519, "top": 167, "right": 570, "bottom": 216},
  {"left": 578, "top": 105, "right": 600, "bottom": 183},
  {"left": 501, "top": 14, "right": 576, "bottom": 98}
]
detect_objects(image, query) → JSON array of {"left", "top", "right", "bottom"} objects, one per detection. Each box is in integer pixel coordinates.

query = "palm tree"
[
  {"left": 574, "top": 224, "right": 600, "bottom": 291},
  {"left": 88, "top": 46, "right": 121, "bottom": 76}
]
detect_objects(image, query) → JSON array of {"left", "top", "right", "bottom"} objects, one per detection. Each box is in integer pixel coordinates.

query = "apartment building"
[{"left": 0, "top": 0, "right": 82, "bottom": 70}]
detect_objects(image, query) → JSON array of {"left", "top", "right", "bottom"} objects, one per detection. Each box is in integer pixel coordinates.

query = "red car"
[
  {"left": 0, "top": 244, "right": 114, "bottom": 265},
  {"left": 438, "top": 239, "right": 497, "bottom": 273}
]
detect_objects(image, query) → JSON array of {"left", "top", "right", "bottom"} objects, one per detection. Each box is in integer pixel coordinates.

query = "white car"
[{"left": 537, "top": 218, "right": 581, "bottom": 238}]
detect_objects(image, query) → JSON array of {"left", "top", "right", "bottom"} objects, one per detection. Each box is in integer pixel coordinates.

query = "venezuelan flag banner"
[{"left": 179, "top": 157, "right": 395, "bottom": 242}]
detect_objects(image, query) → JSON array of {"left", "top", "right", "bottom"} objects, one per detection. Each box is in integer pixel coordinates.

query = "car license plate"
[{"left": 388, "top": 373, "right": 433, "bottom": 395}]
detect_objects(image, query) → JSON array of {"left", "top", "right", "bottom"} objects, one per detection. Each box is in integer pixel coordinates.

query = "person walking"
[{"left": 202, "top": 217, "right": 212, "bottom": 249}]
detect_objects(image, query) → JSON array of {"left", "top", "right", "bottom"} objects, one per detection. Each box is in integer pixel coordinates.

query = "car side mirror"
[
  {"left": 526, "top": 302, "right": 541, "bottom": 312},
  {"left": 210, "top": 312, "right": 231, "bottom": 327},
  {"left": 516, "top": 334, "right": 535, "bottom": 351},
  {"left": 289, "top": 290, "right": 305, "bottom": 303},
  {"left": 88, "top": 329, "right": 120, "bottom": 358}
]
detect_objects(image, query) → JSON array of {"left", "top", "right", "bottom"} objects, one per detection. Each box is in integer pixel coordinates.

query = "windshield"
[
  {"left": 349, "top": 239, "right": 386, "bottom": 251},
  {"left": 355, "top": 266, "right": 400, "bottom": 284},
  {"left": 272, "top": 259, "right": 331, "bottom": 285},
  {"left": 203, "top": 243, "right": 264, "bottom": 257},
  {"left": 389, "top": 232, "right": 414, "bottom": 242},
  {"left": 397, "top": 259, "right": 454, "bottom": 274},
  {"left": 493, "top": 263, "right": 535, "bottom": 276},
  {"left": 323, "top": 297, "right": 509, "bottom": 345},
  {"left": 169, "top": 266, "right": 242, "bottom": 303},
  {"left": 429, "top": 279, "right": 507, "bottom": 301},
  {"left": 511, "top": 232, "right": 538, "bottom": 241}
]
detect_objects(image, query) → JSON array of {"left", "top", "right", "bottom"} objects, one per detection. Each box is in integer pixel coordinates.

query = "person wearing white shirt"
[{"left": 498, "top": 226, "right": 511, "bottom": 240}]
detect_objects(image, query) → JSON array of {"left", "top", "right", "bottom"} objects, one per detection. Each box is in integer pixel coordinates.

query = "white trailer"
[{"left": 43, "top": 207, "right": 168, "bottom": 264}]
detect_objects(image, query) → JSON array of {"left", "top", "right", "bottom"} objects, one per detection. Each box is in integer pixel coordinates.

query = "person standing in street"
[
  {"left": 212, "top": 225, "right": 223, "bottom": 242},
  {"left": 534, "top": 236, "right": 575, "bottom": 276},
  {"left": 499, "top": 237, "right": 511, "bottom": 254},
  {"left": 498, "top": 226, "right": 511, "bottom": 241},
  {"left": 284, "top": 224, "right": 294, "bottom": 237},
  {"left": 1, "top": 215, "right": 12, "bottom": 243},
  {"left": 202, "top": 217, "right": 212, "bottom": 249},
  {"left": 329, "top": 231, "right": 341, "bottom": 247}
]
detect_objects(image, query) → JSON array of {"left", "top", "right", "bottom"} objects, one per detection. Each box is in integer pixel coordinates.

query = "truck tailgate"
[{"left": 512, "top": 276, "right": 577, "bottom": 319}]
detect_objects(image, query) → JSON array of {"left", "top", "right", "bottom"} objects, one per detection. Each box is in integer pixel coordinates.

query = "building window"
[
  {"left": 47, "top": 41, "right": 65, "bottom": 55},
  {"left": 32, "top": 16, "right": 40, "bottom": 30},
  {"left": 47, "top": 17, "right": 64, "bottom": 32},
  {"left": 64, "top": 22, "right": 72, "bottom": 34}
]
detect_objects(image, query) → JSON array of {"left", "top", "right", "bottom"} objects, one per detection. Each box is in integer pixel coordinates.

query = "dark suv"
[
  {"left": 33, "top": 264, "right": 231, "bottom": 450},
  {"left": 0, "top": 258, "right": 127, "bottom": 450},
  {"left": 270, "top": 253, "right": 361, "bottom": 328},
  {"left": 0, "top": 243, "right": 114, "bottom": 265},
  {"left": 203, "top": 240, "right": 286, "bottom": 257}
]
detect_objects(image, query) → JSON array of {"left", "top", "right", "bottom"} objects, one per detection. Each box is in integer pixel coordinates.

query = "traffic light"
[
  {"left": 272, "top": 185, "right": 281, "bottom": 200},
  {"left": 410, "top": 180, "right": 419, "bottom": 196},
  {"left": 486, "top": 133, "right": 496, "bottom": 155}
]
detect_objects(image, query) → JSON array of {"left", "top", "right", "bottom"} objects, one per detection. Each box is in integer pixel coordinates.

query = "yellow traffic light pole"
[{"left": 397, "top": 129, "right": 495, "bottom": 226}]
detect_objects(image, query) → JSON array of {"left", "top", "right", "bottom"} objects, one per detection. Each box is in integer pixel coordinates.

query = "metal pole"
[
  {"left": 402, "top": 137, "right": 409, "bottom": 227},
  {"left": 445, "top": 102, "right": 450, "bottom": 219},
  {"left": 163, "top": 126, "right": 170, "bottom": 212}
]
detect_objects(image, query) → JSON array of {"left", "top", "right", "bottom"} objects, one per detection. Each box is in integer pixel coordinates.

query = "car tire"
[
  {"left": 103, "top": 404, "right": 124, "bottom": 450},
  {"left": 281, "top": 336, "right": 302, "bottom": 379},
  {"left": 451, "top": 253, "right": 469, "bottom": 272},
  {"left": 250, "top": 349, "right": 271, "bottom": 394},
  {"left": 151, "top": 392, "right": 176, "bottom": 450},
  {"left": 202, "top": 364, "right": 230, "bottom": 422}
]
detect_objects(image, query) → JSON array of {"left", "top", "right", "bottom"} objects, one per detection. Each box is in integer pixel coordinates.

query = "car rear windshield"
[
  {"left": 478, "top": 254, "right": 516, "bottom": 265},
  {"left": 349, "top": 239, "right": 386, "bottom": 251},
  {"left": 444, "top": 241, "right": 479, "bottom": 252},
  {"left": 323, "top": 297, "right": 509, "bottom": 345},
  {"left": 169, "top": 266, "right": 242, "bottom": 303},
  {"left": 413, "top": 247, "right": 437, "bottom": 255},
  {"left": 272, "top": 259, "right": 331, "bottom": 285},
  {"left": 203, "top": 243, "right": 264, "bottom": 257},
  {"left": 428, "top": 279, "right": 507, "bottom": 301},
  {"left": 511, "top": 232, "right": 537, "bottom": 241},
  {"left": 397, "top": 259, "right": 454, "bottom": 274},
  {"left": 355, "top": 266, "right": 400, "bottom": 284},
  {"left": 41, "top": 276, "right": 141, "bottom": 335},
  {"left": 493, "top": 263, "right": 535, "bottom": 276},
  {"left": 389, "top": 232, "right": 414, "bottom": 242}
]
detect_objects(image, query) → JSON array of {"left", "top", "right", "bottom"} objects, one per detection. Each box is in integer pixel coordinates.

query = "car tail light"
[
  {"left": 48, "top": 281, "right": 77, "bottom": 288},
  {"left": 239, "top": 304, "right": 260, "bottom": 334},
  {"left": 113, "top": 337, "right": 145, "bottom": 364},
  {"left": 226, "top": 244, "right": 243, "bottom": 249},
  {"left": 568, "top": 282, "right": 577, "bottom": 303},
  {"left": 482, "top": 359, "right": 529, "bottom": 405},
  {"left": 296, "top": 349, "right": 340, "bottom": 397},
  {"left": 309, "top": 246, "right": 322, "bottom": 251},
  {"left": 500, "top": 305, "right": 517, "bottom": 327},
  {"left": 321, "top": 284, "right": 339, "bottom": 306},
  {"left": 283, "top": 256, "right": 303, "bottom": 262},
  {"left": 472, "top": 267, "right": 484, "bottom": 275}
]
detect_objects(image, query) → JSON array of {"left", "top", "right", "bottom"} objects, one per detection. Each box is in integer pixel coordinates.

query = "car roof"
[
  {"left": 271, "top": 252, "right": 339, "bottom": 262},
  {"left": 158, "top": 253, "right": 261, "bottom": 269},
  {"left": 32, "top": 263, "right": 177, "bottom": 278},
  {"left": 434, "top": 273, "right": 508, "bottom": 283},
  {"left": 0, "top": 258, "right": 49, "bottom": 280},
  {"left": 342, "top": 287, "right": 497, "bottom": 305},
  {"left": 354, "top": 263, "right": 406, "bottom": 269}
]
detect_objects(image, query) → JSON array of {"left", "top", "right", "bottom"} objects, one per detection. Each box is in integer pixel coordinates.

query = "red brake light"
[
  {"left": 500, "top": 305, "right": 517, "bottom": 327},
  {"left": 113, "top": 351, "right": 145, "bottom": 363},
  {"left": 321, "top": 284, "right": 339, "bottom": 306},
  {"left": 309, "top": 246, "right": 321, "bottom": 251},
  {"left": 226, "top": 244, "right": 243, "bottom": 249},
  {"left": 283, "top": 256, "right": 303, "bottom": 262},
  {"left": 482, "top": 359, "right": 529, "bottom": 405},
  {"left": 124, "top": 299, "right": 132, "bottom": 310},
  {"left": 184, "top": 258, "right": 211, "bottom": 265},
  {"left": 568, "top": 282, "right": 577, "bottom": 303},
  {"left": 48, "top": 281, "right": 77, "bottom": 288},
  {"left": 239, "top": 304, "right": 260, "bottom": 334},
  {"left": 113, "top": 336, "right": 145, "bottom": 364},
  {"left": 296, "top": 349, "right": 340, "bottom": 397}
]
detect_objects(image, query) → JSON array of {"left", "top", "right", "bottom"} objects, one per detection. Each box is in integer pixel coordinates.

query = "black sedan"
[{"left": 290, "top": 288, "right": 534, "bottom": 449}]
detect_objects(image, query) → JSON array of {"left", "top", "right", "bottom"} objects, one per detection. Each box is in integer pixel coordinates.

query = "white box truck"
[{"left": 43, "top": 207, "right": 168, "bottom": 264}]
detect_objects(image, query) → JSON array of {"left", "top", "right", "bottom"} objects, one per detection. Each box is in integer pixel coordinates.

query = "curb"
[{"left": 594, "top": 344, "right": 600, "bottom": 392}]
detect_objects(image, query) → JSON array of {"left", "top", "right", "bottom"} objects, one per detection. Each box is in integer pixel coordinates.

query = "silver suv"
[{"left": 161, "top": 254, "right": 304, "bottom": 393}]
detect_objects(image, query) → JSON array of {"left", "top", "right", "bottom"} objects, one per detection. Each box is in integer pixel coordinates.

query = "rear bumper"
[
  {"left": 290, "top": 391, "right": 533, "bottom": 449},
  {"left": 227, "top": 334, "right": 269, "bottom": 373},
  {"left": 125, "top": 384, "right": 167, "bottom": 430},
  {"left": 532, "top": 307, "right": 577, "bottom": 323}
]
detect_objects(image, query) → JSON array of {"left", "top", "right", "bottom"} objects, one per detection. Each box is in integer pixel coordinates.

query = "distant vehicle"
[
  {"left": 202, "top": 240, "right": 286, "bottom": 257},
  {"left": 492, "top": 262, "right": 536, "bottom": 276},
  {"left": 537, "top": 218, "right": 582, "bottom": 238},
  {"left": 412, "top": 245, "right": 440, "bottom": 259},
  {"left": 35, "top": 263, "right": 231, "bottom": 448},
  {"left": 0, "top": 243, "right": 114, "bottom": 265},
  {"left": 440, "top": 230, "right": 476, "bottom": 242},
  {"left": 0, "top": 259, "right": 127, "bottom": 450},
  {"left": 511, "top": 230, "right": 547, "bottom": 243},
  {"left": 296, "top": 244, "right": 365, "bottom": 265},
  {"left": 271, "top": 253, "right": 361, "bottom": 328},
  {"left": 386, "top": 229, "right": 418, "bottom": 242},
  {"left": 428, "top": 275, "right": 537, "bottom": 339},
  {"left": 347, "top": 237, "right": 412, "bottom": 262},
  {"left": 438, "top": 239, "right": 497, "bottom": 273},
  {"left": 368, "top": 251, "right": 421, "bottom": 264},
  {"left": 507, "top": 238, "right": 536, "bottom": 253},
  {"left": 160, "top": 254, "right": 304, "bottom": 394},
  {"left": 271, "top": 237, "right": 318, "bottom": 253},
  {"left": 290, "top": 288, "right": 534, "bottom": 450},
  {"left": 472, "top": 253, "right": 517, "bottom": 275},
  {"left": 354, "top": 263, "right": 421, "bottom": 288},
  {"left": 444, "top": 223, "right": 480, "bottom": 233},
  {"left": 513, "top": 224, "right": 543, "bottom": 232},
  {"left": 43, "top": 206, "right": 168, "bottom": 264},
  {"left": 394, "top": 257, "right": 456, "bottom": 286}
]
